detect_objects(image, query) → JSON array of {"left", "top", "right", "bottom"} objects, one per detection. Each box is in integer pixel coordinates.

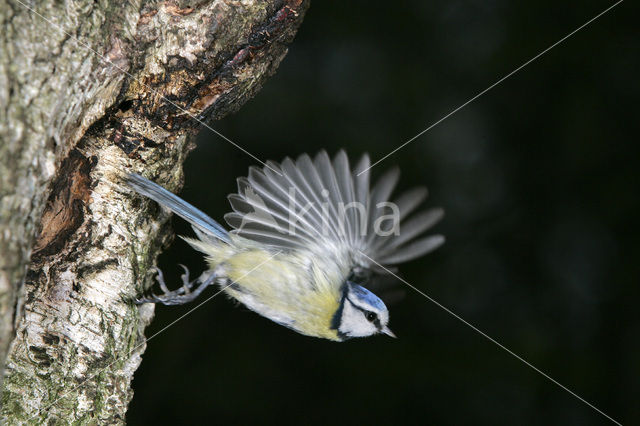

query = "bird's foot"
[{"left": 136, "top": 265, "right": 217, "bottom": 305}]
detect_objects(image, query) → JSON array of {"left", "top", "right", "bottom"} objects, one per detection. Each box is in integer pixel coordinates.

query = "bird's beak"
[{"left": 381, "top": 326, "right": 397, "bottom": 338}]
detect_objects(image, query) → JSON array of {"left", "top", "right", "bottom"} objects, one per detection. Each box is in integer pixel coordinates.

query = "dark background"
[{"left": 127, "top": 1, "right": 639, "bottom": 424}]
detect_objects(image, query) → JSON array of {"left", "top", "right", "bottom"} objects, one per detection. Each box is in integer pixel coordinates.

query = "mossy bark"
[{"left": 0, "top": 0, "right": 308, "bottom": 423}]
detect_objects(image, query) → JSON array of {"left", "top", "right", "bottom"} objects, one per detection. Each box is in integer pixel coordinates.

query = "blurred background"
[{"left": 127, "top": 1, "right": 639, "bottom": 424}]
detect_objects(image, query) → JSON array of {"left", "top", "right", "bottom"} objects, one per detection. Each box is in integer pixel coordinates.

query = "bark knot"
[{"left": 32, "top": 150, "right": 97, "bottom": 259}]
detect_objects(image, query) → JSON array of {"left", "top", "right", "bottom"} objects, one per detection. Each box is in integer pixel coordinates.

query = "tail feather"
[{"left": 125, "top": 173, "right": 231, "bottom": 244}]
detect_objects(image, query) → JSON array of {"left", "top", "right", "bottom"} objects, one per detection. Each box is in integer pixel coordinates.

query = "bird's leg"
[{"left": 136, "top": 265, "right": 217, "bottom": 305}]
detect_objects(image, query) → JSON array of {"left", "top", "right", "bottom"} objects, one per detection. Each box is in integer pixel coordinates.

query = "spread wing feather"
[{"left": 225, "top": 150, "right": 444, "bottom": 271}]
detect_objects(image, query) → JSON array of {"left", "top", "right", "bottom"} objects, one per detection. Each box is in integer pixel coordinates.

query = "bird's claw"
[{"left": 136, "top": 265, "right": 217, "bottom": 306}]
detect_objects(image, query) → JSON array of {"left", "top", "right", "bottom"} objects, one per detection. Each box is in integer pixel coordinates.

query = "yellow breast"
[{"left": 223, "top": 248, "right": 346, "bottom": 341}]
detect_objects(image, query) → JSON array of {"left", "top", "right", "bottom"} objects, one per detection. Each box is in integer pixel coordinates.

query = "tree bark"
[{"left": 0, "top": 0, "right": 308, "bottom": 422}]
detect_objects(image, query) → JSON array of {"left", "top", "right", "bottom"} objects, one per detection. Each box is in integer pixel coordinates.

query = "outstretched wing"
[{"left": 224, "top": 150, "right": 444, "bottom": 272}]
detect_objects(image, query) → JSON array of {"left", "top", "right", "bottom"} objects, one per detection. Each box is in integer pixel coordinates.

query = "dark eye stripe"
[{"left": 345, "top": 297, "right": 383, "bottom": 329}]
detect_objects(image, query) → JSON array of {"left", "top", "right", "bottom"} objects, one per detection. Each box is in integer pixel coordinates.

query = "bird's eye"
[{"left": 365, "top": 312, "right": 377, "bottom": 322}]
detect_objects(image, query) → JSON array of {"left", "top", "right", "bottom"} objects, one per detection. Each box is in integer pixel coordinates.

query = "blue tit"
[{"left": 126, "top": 150, "right": 444, "bottom": 341}]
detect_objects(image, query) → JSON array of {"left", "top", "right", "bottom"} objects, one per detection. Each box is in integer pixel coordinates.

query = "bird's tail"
[{"left": 125, "top": 173, "right": 231, "bottom": 244}]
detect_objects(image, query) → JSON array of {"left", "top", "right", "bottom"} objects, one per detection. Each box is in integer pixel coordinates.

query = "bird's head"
[{"left": 332, "top": 281, "right": 395, "bottom": 340}]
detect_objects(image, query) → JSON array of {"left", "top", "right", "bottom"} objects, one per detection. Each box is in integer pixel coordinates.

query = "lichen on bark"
[{"left": 0, "top": 0, "right": 308, "bottom": 422}]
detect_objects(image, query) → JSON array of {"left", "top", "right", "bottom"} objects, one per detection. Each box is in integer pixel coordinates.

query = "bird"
[{"left": 125, "top": 150, "right": 444, "bottom": 341}]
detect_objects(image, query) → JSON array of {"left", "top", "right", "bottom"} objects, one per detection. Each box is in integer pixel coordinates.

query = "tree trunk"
[{"left": 0, "top": 0, "right": 308, "bottom": 422}]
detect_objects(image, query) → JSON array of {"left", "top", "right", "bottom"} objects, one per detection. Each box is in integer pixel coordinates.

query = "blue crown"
[{"left": 348, "top": 282, "right": 386, "bottom": 311}]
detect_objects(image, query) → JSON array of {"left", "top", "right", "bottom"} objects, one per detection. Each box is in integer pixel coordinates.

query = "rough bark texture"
[{"left": 0, "top": 0, "right": 308, "bottom": 423}]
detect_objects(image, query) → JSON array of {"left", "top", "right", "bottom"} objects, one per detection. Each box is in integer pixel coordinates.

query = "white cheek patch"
[{"left": 339, "top": 302, "right": 378, "bottom": 338}]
